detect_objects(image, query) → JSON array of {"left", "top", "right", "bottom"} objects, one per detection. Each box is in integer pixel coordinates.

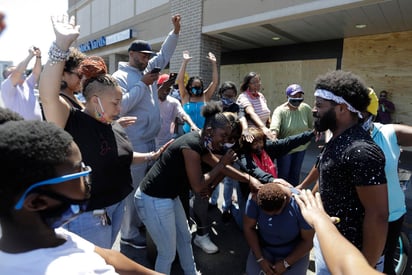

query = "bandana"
[
  {"left": 252, "top": 149, "right": 277, "bottom": 178},
  {"left": 314, "top": 89, "right": 363, "bottom": 119},
  {"left": 246, "top": 89, "right": 259, "bottom": 99}
]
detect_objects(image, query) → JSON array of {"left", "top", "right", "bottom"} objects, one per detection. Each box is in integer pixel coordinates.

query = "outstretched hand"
[
  {"left": 294, "top": 190, "right": 340, "bottom": 227},
  {"left": 51, "top": 14, "right": 80, "bottom": 50},
  {"left": 152, "top": 139, "right": 174, "bottom": 160},
  {"left": 117, "top": 116, "right": 137, "bottom": 128}
]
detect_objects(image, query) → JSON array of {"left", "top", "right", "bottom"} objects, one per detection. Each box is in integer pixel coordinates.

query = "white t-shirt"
[
  {"left": 0, "top": 74, "right": 43, "bottom": 121},
  {"left": 0, "top": 228, "right": 118, "bottom": 275}
]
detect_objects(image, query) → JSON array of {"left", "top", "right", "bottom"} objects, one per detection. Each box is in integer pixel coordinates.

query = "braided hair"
[
  {"left": 79, "top": 56, "right": 119, "bottom": 100},
  {"left": 202, "top": 101, "right": 231, "bottom": 131}
]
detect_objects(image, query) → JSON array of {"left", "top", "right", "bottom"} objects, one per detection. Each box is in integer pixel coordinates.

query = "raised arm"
[
  {"left": 203, "top": 52, "right": 218, "bottom": 101},
  {"left": 39, "top": 15, "right": 80, "bottom": 128},
  {"left": 177, "top": 50, "right": 191, "bottom": 104},
  {"left": 9, "top": 48, "right": 35, "bottom": 86},
  {"left": 31, "top": 47, "right": 42, "bottom": 81}
]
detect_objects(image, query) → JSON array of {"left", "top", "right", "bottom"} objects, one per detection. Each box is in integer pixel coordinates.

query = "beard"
[{"left": 314, "top": 107, "right": 337, "bottom": 132}]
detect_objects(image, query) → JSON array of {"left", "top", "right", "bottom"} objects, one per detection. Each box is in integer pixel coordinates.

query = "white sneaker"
[{"left": 193, "top": 234, "right": 219, "bottom": 254}]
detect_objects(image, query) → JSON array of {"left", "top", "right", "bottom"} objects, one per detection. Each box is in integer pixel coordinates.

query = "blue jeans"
[
  {"left": 314, "top": 235, "right": 331, "bottom": 275},
  {"left": 121, "top": 140, "right": 155, "bottom": 242},
  {"left": 64, "top": 200, "right": 125, "bottom": 249},
  {"left": 222, "top": 176, "right": 245, "bottom": 229},
  {"left": 135, "top": 188, "right": 197, "bottom": 275},
  {"left": 210, "top": 184, "right": 220, "bottom": 205},
  {"left": 276, "top": 150, "right": 306, "bottom": 186}
]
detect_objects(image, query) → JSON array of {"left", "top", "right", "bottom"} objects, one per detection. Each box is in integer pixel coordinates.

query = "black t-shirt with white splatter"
[{"left": 318, "top": 124, "right": 386, "bottom": 249}]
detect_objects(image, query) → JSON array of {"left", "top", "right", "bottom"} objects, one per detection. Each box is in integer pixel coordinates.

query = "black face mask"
[
  {"left": 288, "top": 97, "right": 304, "bottom": 107},
  {"left": 37, "top": 189, "right": 89, "bottom": 228},
  {"left": 190, "top": 87, "right": 203, "bottom": 96}
]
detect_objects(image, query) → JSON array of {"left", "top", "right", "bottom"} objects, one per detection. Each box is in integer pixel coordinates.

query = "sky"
[{"left": 0, "top": 0, "right": 68, "bottom": 66}]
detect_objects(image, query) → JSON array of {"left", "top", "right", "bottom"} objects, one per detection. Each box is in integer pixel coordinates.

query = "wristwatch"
[{"left": 283, "top": 259, "right": 291, "bottom": 270}]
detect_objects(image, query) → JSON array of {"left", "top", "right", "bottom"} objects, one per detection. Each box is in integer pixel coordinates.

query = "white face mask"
[
  {"left": 223, "top": 142, "right": 235, "bottom": 149},
  {"left": 94, "top": 97, "right": 110, "bottom": 124}
]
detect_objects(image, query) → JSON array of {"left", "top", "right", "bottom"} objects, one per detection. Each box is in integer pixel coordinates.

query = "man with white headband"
[{"left": 312, "top": 70, "right": 388, "bottom": 274}]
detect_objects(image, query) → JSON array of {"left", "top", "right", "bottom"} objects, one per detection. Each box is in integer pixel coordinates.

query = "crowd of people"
[{"left": 1, "top": 10, "right": 411, "bottom": 275}]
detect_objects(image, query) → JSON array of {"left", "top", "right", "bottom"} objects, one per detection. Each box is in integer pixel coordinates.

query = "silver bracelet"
[{"left": 48, "top": 41, "right": 69, "bottom": 65}]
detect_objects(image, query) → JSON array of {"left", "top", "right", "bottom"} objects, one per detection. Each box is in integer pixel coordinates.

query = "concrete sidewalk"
[{"left": 116, "top": 142, "right": 412, "bottom": 274}]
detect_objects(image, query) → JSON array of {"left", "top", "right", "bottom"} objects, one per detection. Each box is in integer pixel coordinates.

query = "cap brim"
[
  {"left": 290, "top": 91, "right": 304, "bottom": 95},
  {"left": 139, "top": 50, "right": 156, "bottom": 55}
]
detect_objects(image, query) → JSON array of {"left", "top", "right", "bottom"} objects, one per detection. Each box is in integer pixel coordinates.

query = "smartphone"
[
  {"left": 169, "top": 72, "right": 177, "bottom": 82},
  {"left": 150, "top": 67, "right": 161, "bottom": 74}
]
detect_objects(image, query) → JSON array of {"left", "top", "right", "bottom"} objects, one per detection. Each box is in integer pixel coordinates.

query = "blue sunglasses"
[{"left": 14, "top": 163, "right": 92, "bottom": 210}]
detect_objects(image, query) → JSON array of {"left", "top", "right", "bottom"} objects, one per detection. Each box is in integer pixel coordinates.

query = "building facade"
[{"left": 69, "top": 0, "right": 412, "bottom": 127}]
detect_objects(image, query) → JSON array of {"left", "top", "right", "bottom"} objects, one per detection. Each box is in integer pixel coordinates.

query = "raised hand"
[
  {"left": 207, "top": 52, "right": 216, "bottom": 63},
  {"left": 182, "top": 50, "right": 192, "bottom": 62},
  {"left": 172, "top": 14, "right": 181, "bottom": 34},
  {"left": 51, "top": 14, "right": 80, "bottom": 50}
]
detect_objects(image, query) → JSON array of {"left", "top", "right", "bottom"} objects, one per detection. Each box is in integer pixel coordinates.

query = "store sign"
[
  {"left": 106, "top": 29, "right": 132, "bottom": 45},
  {"left": 79, "top": 29, "right": 132, "bottom": 52}
]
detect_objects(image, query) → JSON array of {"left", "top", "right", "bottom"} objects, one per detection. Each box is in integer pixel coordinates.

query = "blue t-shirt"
[
  {"left": 245, "top": 193, "right": 312, "bottom": 257},
  {"left": 183, "top": 101, "right": 205, "bottom": 133}
]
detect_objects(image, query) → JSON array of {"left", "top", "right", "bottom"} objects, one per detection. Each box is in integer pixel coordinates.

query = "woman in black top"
[
  {"left": 39, "top": 17, "right": 168, "bottom": 249},
  {"left": 136, "top": 101, "right": 262, "bottom": 274}
]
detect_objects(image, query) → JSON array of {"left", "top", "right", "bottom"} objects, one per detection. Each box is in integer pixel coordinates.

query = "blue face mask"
[
  {"left": 203, "top": 134, "right": 214, "bottom": 151},
  {"left": 362, "top": 116, "right": 374, "bottom": 132},
  {"left": 221, "top": 97, "right": 235, "bottom": 107},
  {"left": 191, "top": 86, "right": 203, "bottom": 96}
]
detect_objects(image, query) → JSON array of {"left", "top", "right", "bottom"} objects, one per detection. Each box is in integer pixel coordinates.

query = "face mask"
[
  {"left": 95, "top": 97, "right": 110, "bottom": 124},
  {"left": 288, "top": 97, "right": 304, "bottom": 107},
  {"left": 190, "top": 87, "right": 203, "bottom": 96},
  {"left": 203, "top": 134, "right": 214, "bottom": 151},
  {"left": 38, "top": 189, "right": 89, "bottom": 228},
  {"left": 362, "top": 116, "right": 374, "bottom": 131},
  {"left": 221, "top": 97, "right": 235, "bottom": 107},
  {"left": 223, "top": 142, "right": 235, "bottom": 150}
]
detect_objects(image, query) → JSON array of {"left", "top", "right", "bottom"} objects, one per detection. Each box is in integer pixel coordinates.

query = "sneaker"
[
  {"left": 193, "top": 234, "right": 219, "bottom": 254},
  {"left": 120, "top": 238, "right": 146, "bottom": 249},
  {"left": 221, "top": 210, "right": 232, "bottom": 223}
]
